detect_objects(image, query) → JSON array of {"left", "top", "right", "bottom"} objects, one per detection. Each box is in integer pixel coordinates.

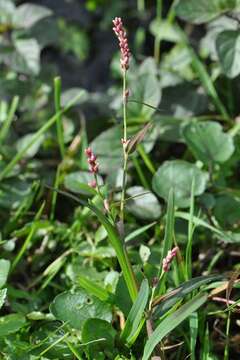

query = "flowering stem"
[{"left": 120, "top": 70, "right": 128, "bottom": 221}]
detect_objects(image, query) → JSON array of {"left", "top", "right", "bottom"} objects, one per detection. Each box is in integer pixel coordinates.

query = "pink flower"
[
  {"left": 85, "top": 147, "right": 99, "bottom": 174},
  {"left": 88, "top": 180, "right": 97, "bottom": 188},
  {"left": 113, "top": 17, "right": 131, "bottom": 71},
  {"left": 162, "top": 247, "right": 179, "bottom": 273}
]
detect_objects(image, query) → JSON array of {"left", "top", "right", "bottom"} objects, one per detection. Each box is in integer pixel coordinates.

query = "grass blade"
[
  {"left": 0, "top": 96, "right": 19, "bottom": 144},
  {"left": 121, "top": 278, "right": 149, "bottom": 343},
  {"left": 142, "top": 293, "right": 207, "bottom": 360}
]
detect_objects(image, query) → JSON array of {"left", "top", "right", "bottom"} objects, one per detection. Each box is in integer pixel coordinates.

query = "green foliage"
[
  {"left": 50, "top": 290, "right": 112, "bottom": 330},
  {"left": 152, "top": 160, "right": 209, "bottom": 207},
  {"left": 0, "top": 1, "right": 240, "bottom": 358}
]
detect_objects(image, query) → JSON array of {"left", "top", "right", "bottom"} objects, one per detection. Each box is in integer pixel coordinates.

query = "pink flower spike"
[
  {"left": 112, "top": 17, "right": 131, "bottom": 71},
  {"left": 88, "top": 180, "right": 97, "bottom": 189},
  {"left": 85, "top": 147, "right": 92, "bottom": 157},
  {"left": 162, "top": 247, "right": 179, "bottom": 273}
]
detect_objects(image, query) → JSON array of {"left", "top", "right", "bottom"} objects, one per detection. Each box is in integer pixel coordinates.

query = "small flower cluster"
[
  {"left": 112, "top": 17, "right": 131, "bottom": 71},
  {"left": 162, "top": 247, "right": 178, "bottom": 273},
  {"left": 85, "top": 147, "right": 99, "bottom": 188}
]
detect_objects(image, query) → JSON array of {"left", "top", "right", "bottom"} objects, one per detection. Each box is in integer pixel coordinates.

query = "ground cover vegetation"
[{"left": 0, "top": 0, "right": 240, "bottom": 359}]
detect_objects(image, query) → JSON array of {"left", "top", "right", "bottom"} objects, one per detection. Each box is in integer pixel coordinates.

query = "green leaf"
[
  {"left": 152, "top": 160, "right": 208, "bottom": 207},
  {"left": 82, "top": 318, "right": 116, "bottom": 357},
  {"left": 0, "top": 313, "right": 26, "bottom": 337},
  {"left": 125, "top": 222, "right": 157, "bottom": 243},
  {"left": 50, "top": 290, "right": 112, "bottom": 330},
  {"left": 142, "top": 293, "right": 208, "bottom": 360},
  {"left": 64, "top": 171, "right": 101, "bottom": 196},
  {"left": 183, "top": 121, "right": 234, "bottom": 163},
  {"left": 154, "top": 275, "right": 222, "bottom": 318},
  {"left": 128, "top": 73, "right": 161, "bottom": 119},
  {"left": 121, "top": 279, "right": 149, "bottom": 343},
  {"left": 0, "top": 259, "right": 10, "bottom": 288},
  {"left": 0, "top": 0, "right": 15, "bottom": 25},
  {"left": 13, "top": 3, "right": 52, "bottom": 29},
  {"left": 216, "top": 30, "right": 240, "bottom": 78},
  {"left": 91, "top": 125, "right": 122, "bottom": 174},
  {"left": 11, "top": 39, "right": 41, "bottom": 75},
  {"left": 61, "top": 88, "right": 88, "bottom": 107},
  {"left": 176, "top": 0, "right": 240, "bottom": 24},
  {"left": 126, "top": 186, "right": 162, "bottom": 220},
  {"left": 16, "top": 133, "right": 44, "bottom": 158},
  {"left": 0, "top": 288, "right": 7, "bottom": 309},
  {"left": 150, "top": 20, "right": 182, "bottom": 42},
  {"left": 160, "top": 189, "right": 175, "bottom": 268}
]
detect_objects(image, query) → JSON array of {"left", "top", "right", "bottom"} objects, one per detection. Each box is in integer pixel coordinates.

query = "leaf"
[
  {"left": 142, "top": 293, "right": 208, "bottom": 360},
  {"left": 91, "top": 125, "right": 122, "bottom": 174},
  {"left": 150, "top": 20, "right": 182, "bottom": 42},
  {"left": 176, "top": 0, "right": 240, "bottom": 24},
  {"left": 153, "top": 275, "right": 222, "bottom": 318},
  {"left": 160, "top": 189, "right": 175, "bottom": 268},
  {"left": 16, "top": 134, "right": 44, "bottom": 158},
  {"left": 0, "top": 313, "right": 26, "bottom": 337},
  {"left": 0, "top": 288, "right": 7, "bottom": 309},
  {"left": 0, "top": 259, "right": 10, "bottom": 288},
  {"left": 216, "top": 30, "right": 240, "bottom": 78},
  {"left": 125, "top": 222, "right": 157, "bottom": 243},
  {"left": 126, "top": 186, "right": 162, "bottom": 220},
  {"left": 61, "top": 88, "right": 88, "bottom": 107},
  {"left": 121, "top": 279, "right": 149, "bottom": 343},
  {"left": 127, "top": 122, "right": 153, "bottom": 154},
  {"left": 82, "top": 318, "right": 116, "bottom": 358},
  {"left": 50, "top": 289, "right": 112, "bottom": 330},
  {"left": 128, "top": 73, "right": 161, "bottom": 119},
  {"left": 11, "top": 39, "right": 41, "bottom": 75},
  {"left": 183, "top": 121, "right": 234, "bottom": 163},
  {"left": 0, "top": 178, "right": 32, "bottom": 210},
  {"left": 0, "top": 0, "right": 15, "bottom": 25},
  {"left": 13, "top": 3, "right": 52, "bottom": 29},
  {"left": 152, "top": 160, "right": 208, "bottom": 208},
  {"left": 64, "top": 171, "right": 101, "bottom": 196}
]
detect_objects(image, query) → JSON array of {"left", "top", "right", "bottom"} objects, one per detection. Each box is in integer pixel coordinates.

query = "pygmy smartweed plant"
[{"left": 113, "top": 17, "right": 131, "bottom": 222}]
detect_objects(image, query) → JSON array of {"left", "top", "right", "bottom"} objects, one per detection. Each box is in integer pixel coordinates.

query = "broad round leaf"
[
  {"left": 50, "top": 290, "right": 112, "bottom": 330},
  {"left": 126, "top": 186, "right": 161, "bottom": 220},
  {"left": 13, "top": 4, "right": 52, "bottom": 29},
  {"left": 216, "top": 30, "right": 240, "bottom": 78},
  {"left": 152, "top": 160, "right": 208, "bottom": 207},
  {"left": 176, "top": 0, "right": 240, "bottom": 24},
  {"left": 182, "top": 121, "right": 234, "bottom": 163}
]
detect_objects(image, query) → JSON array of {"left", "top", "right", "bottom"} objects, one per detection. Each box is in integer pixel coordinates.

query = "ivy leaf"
[
  {"left": 216, "top": 30, "right": 240, "bottom": 78},
  {"left": 50, "top": 290, "right": 112, "bottom": 330},
  {"left": 183, "top": 121, "right": 234, "bottom": 163},
  {"left": 152, "top": 160, "right": 208, "bottom": 207},
  {"left": 176, "top": 0, "right": 240, "bottom": 24}
]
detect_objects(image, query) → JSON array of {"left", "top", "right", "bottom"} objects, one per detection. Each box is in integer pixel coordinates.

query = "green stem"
[
  {"left": 137, "top": 144, "right": 156, "bottom": 174},
  {"left": 54, "top": 77, "right": 65, "bottom": 159},
  {"left": 154, "top": 0, "right": 162, "bottom": 63},
  {"left": 137, "top": 0, "right": 145, "bottom": 12},
  {"left": 0, "top": 91, "right": 85, "bottom": 181},
  {"left": 132, "top": 156, "right": 150, "bottom": 189},
  {"left": 224, "top": 311, "right": 231, "bottom": 360},
  {"left": 120, "top": 70, "right": 128, "bottom": 221}
]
